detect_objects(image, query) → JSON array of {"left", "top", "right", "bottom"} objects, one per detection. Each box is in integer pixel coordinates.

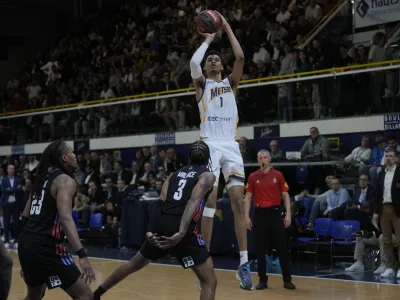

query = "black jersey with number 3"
[
  {"left": 24, "top": 169, "right": 68, "bottom": 243},
  {"left": 162, "top": 165, "right": 211, "bottom": 218}
]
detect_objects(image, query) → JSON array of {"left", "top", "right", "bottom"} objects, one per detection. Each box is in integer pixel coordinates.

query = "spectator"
[
  {"left": 361, "top": 132, "right": 387, "bottom": 187},
  {"left": 269, "top": 140, "right": 285, "bottom": 160},
  {"left": 238, "top": 137, "right": 257, "bottom": 163},
  {"left": 344, "top": 135, "right": 372, "bottom": 170}
]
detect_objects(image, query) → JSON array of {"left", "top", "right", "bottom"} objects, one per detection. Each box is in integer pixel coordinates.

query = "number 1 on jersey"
[
  {"left": 173, "top": 179, "right": 187, "bottom": 201},
  {"left": 220, "top": 96, "right": 223, "bottom": 107}
]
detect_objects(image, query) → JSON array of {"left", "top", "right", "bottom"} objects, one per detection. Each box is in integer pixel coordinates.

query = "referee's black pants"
[{"left": 254, "top": 206, "right": 292, "bottom": 283}]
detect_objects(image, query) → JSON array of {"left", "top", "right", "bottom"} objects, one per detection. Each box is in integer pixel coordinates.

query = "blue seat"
[
  {"left": 297, "top": 218, "right": 332, "bottom": 264},
  {"left": 330, "top": 220, "right": 360, "bottom": 268},
  {"left": 296, "top": 165, "right": 308, "bottom": 184},
  {"left": 90, "top": 213, "right": 103, "bottom": 228},
  {"left": 315, "top": 218, "right": 332, "bottom": 236}
]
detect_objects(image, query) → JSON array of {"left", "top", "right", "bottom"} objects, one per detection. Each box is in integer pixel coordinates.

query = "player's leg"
[
  {"left": 222, "top": 142, "right": 253, "bottom": 290},
  {"left": 0, "top": 241, "right": 13, "bottom": 300},
  {"left": 201, "top": 143, "right": 222, "bottom": 250},
  {"left": 93, "top": 241, "right": 165, "bottom": 299},
  {"left": 192, "top": 257, "right": 217, "bottom": 300},
  {"left": 25, "top": 284, "right": 47, "bottom": 300}
]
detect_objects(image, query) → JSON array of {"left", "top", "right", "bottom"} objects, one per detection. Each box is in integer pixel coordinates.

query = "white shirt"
[
  {"left": 345, "top": 147, "right": 372, "bottom": 165},
  {"left": 383, "top": 166, "right": 396, "bottom": 204},
  {"left": 276, "top": 11, "right": 291, "bottom": 24},
  {"left": 252, "top": 47, "right": 271, "bottom": 64}
]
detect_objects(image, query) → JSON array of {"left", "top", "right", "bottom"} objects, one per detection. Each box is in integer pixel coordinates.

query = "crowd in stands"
[{"left": 1, "top": 0, "right": 398, "bottom": 145}]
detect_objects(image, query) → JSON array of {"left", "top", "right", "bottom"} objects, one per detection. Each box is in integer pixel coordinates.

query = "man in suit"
[
  {"left": 111, "top": 161, "right": 132, "bottom": 185},
  {"left": 0, "top": 164, "right": 23, "bottom": 249},
  {"left": 344, "top": 173, "right": 376, "bottom": 230},
  {"left": 374, "top": 149, "right": 400, "bottom": 278}
]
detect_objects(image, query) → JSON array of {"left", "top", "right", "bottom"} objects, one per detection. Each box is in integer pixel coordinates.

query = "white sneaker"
[
  {"left": 4, "top": 243, "right": 10, "bottom": 249},
  {"left": 0, "top": 235, "right": 4, "bottom": 242},
  {"left": 396, "top": 270, "right": 400, "bottom": 279},
  {"left": 345, "top": 261, "right": 364, "bottom": 272},
  {"left": 380, "top": 268, "right": 395, "bottom": 278},
  {"left": 13, "top": 242, "right": 18, "bottom": 250},
  {"left": 373, "top": 264, "right": 387, "bottom": 275}
]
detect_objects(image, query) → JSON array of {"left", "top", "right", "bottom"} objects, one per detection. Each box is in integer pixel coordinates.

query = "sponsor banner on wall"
[
  {"left": 11, "top": 145, "right": 25, "bottom": 155},
  {"left": 253, "top": 125, "right": 280, "bottom": 139},
  {"left": 354, "top": 0, "right": 400, "bottom": 29},
  {"left": 383, "top": 114, "right": 400, "bottom": 130},
  {"left": 155, "top": 132, "right": 176, "bottom": 145},
  {"left": 74, "top": 140, "right": 90, "bottom": 152}
]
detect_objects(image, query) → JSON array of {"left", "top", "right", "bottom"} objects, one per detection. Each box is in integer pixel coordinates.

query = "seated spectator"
[
  {"left": 292, "top": 175, "right": 334, "bottom": 219},
  {"left": 103, "top": 177, "right": 117, "bottom": 204},
  {"left": 307, "top": 177, "right": 349, "bottom": 229},
  {"left": 345, "top": 232, "right": 396, "bottom": 274},
  {"left": 111, "top": 160, "right": 132, "bottom": 184},
  {"left": 165, "top": 148, "right": 185, "bottom": 174},
  {"left": 361, "top": 132, "right": 387, "bottom": 187},
  {"left": 344, "top": 135, "right": 372, "bottom": 171},
  {"left": 238, "top": 137, "right": 257, "bottom": 162},
  {"left": 138, "top": 162, "right": 156, "bottom": 190},
  {"left": 269, "top": 140, "right": 285, "bottom": 160},
  {"left": 128, "top": 161, "right": 139, "bottom": 186},
  {"left": 343, "top": 173, "right": 376, "bottom": 224}
]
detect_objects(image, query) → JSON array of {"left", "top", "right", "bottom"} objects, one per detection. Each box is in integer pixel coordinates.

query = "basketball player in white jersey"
[{"left": 190, "top": 12, "right": 253, "bottom": 290}]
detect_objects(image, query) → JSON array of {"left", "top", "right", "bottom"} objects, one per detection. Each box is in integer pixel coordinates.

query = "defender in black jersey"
[
  {"left": 0, "top": 241, "right": 13, "bottom": 300},
  {"left": 93, "top": 141, "right": 217, "bottom": 300},
  {"left": 18, "top": 141, "right": 95, "bottom": 300}
]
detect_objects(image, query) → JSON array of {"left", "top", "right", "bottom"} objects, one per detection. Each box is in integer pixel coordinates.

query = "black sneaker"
[
  {"left": 256, "top": 280, "right": 268, "bottom": 290},
  {"left": 284, "top": 281, "right": 296, "bottom": 290}
]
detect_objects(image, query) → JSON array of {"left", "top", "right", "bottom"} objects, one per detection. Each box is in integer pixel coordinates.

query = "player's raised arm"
[
  {"left": 190, "top": 32, "right": 216, "bottom": 91},
  {"left": 217, "top": 12, "right": 244, "bottom": 89}
]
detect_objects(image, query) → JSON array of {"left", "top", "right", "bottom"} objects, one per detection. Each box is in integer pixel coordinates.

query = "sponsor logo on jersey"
[
  {"left": 209, "top": 86, "right": 232, "bottom": 101},
  {"left": 49, "top": 275, "right": 62, "bottom": 288},
  {"left": 182, "top": 256, "right": 195, "bottom": 268},
  {"left": 207, "top": 116, "right": 232, "bottom": 122}
]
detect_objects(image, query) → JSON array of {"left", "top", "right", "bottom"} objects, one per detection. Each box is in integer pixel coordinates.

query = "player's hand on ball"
[
  {"left": 197, "top": 29, "right": 217, "bottom": 40},
  {"left": 214, "top": 11, "right": 229, "bottom": 28},
  {"left": 159, "top": 232, "right": 185, "bottom": 250},
  {"left": 79, "top": 257, "right": 96, "bottom": 284}
]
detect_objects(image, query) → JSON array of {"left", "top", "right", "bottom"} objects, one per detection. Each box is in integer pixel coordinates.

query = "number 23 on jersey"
[{"left": 30, "top": 180, "right": 48, "bottom": 215}]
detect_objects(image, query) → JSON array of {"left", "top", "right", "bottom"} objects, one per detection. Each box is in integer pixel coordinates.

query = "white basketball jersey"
[{"left": 197, "top": 78, "right": 238, "bottom": 140}]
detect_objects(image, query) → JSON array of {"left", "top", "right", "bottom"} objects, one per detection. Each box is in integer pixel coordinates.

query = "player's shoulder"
[{"left": 53, "top": 173, "right": 75, "bottom": 188}]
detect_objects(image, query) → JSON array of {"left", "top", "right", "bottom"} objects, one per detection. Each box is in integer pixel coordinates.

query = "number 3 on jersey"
[
  {"left": 30, "top": 180, "right": 48, "bottom": 215},
  {"left": 173, "top": 179, "right": 187, "bottom": 201}
]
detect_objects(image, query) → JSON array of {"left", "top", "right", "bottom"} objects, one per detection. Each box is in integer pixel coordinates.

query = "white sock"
[{"left": 240, "top": 251, "right": 248, "bottom": 266}]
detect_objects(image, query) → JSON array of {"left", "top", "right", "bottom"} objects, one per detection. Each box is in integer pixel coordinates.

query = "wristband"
[
  {"left": 93, "top": 285, "right": 106, "bottom": 298},
  {"left": 76, "top": 248, "right": 87, "bottom": 259}
]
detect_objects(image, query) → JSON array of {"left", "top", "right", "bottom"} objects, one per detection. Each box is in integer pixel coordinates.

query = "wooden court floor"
[{"left": 7, "top": 251, "right": 398, "bottom": 300}]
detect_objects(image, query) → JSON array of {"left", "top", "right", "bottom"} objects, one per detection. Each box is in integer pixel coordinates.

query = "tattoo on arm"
[{"left": 179, "top": 172, "right": 215, "bottom": 234}]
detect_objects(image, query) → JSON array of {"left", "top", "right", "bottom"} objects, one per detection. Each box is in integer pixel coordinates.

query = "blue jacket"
[{"left": 1, "top": 176, "right": 23, "bottom": 207}]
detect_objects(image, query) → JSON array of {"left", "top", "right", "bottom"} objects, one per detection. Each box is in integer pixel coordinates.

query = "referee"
[{"left": 244, "top": 149, "right": 295, "bottom": 290}]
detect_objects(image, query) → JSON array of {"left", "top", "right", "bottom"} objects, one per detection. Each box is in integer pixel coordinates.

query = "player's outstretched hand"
[
  {"left": 146, "top": 232, "right": 161, "bottom": 247},
  {"left": 159, "top": 232, "right": 185, "bottom": 250},
  {"left": 79, "top": 257, "right": 96, "bottom": 284}
]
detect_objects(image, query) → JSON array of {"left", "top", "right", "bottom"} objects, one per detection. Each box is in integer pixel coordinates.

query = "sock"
[{"left": 240, "top": 251, "right": 248, "bottom": 266}]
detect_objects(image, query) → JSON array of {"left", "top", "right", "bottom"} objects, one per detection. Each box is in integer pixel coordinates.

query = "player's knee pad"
[
  {"left": 203, "top": 207, "right": 216, "bottom": 218},
  {"left": 226, "top": 178, "right": 244, "bottom": 190}
]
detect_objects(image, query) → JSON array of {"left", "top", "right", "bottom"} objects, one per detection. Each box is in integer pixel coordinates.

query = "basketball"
[{"left": 196, "top": 10, "right": 221, "bottom": 34}]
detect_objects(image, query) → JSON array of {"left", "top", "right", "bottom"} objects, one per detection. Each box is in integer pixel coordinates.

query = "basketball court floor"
[{"left": 7, "top": 248, "right": 400, "bottom": 300}]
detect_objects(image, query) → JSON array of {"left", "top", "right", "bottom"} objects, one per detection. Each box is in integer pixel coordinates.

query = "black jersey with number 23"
[
  {"left": 162, "top": 165, "right": 211, "bottom": 218},
  {"left": 24, "top": 169, "right": 68, "bottom": 243}
]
